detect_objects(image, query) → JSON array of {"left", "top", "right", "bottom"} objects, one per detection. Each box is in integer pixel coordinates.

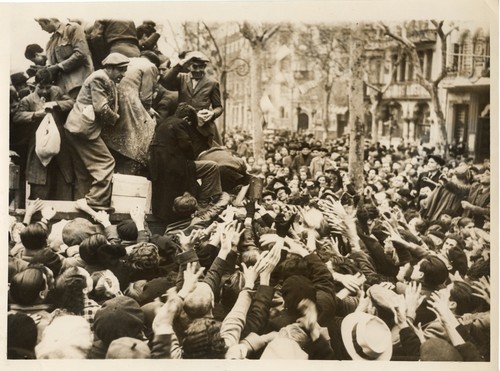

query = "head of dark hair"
[
  {"left": 182, "top": 318, "right": 227, "bottom": 359},
  {"left": 20, "top": 223, "right": 48, "bottom": 250},
  {"left": 172, "top": 192, "right": 197, "bottom": 218},
  {"left": 24, "top": 44, "right": 43, "bottom": 60},
  {"left": 54, "top": 267, "right": 87, "bottom": 315},
  {"left": 35, "top": 68, "right": 52, "bottom": 85},
  {"left": 449, "top": 281, "right": 477, "bottom": 315},
  {"left": 174, "top": 103, "right": 198, "bottom": 126},
  {"left": 10, "top": 266, "right": 47, "bottom": 305},
  {"left": 420, "top": 256, "right": 448, "bottom": 288}
]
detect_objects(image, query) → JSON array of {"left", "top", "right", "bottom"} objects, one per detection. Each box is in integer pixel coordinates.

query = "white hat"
[{"left": 341, "top": 312, "right": 392, "bottom": 361}]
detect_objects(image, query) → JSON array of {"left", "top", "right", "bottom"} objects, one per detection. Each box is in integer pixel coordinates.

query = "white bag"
[{"left": 35, "top": 112, "right": 61, "bottom": 167}]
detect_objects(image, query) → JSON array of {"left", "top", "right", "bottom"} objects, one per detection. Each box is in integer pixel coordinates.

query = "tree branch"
[
  {"left": 202, "top": 22, "right": 224, "bottom": 68},
  {"left": 261, "top": 24, "right": 280, "bottom": 45}
]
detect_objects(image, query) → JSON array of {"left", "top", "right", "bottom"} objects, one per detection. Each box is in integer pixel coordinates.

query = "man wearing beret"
[
  {"left": 35, "top": 18, "right": 94, "bottom": 99},
  {"left": 162, "top": 51, "right": 223, "bottom": 156},
  {"left": 64, "top": 53, "right": 129, "bottom": 209}
]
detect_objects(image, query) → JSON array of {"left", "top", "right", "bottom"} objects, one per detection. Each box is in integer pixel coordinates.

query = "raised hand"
[
  {"left": 178, "top": 262, "right": 205, "bottom": 298},
  {"left": 472, "top": 276, "right": 490, "bottom": 305},
  {"left": 404, "top": 281, "right": 424, "bottom": 322},
  {"left": 177, "top": 229, "right": 205, "bottom": 252}
]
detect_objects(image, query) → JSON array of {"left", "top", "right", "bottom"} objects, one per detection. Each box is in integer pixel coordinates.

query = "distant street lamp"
[{"left": 221, "top": 57, "right": 249, "bottom": 140}]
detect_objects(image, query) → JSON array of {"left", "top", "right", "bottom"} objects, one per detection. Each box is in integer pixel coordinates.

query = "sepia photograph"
[{"left": 2, "top": 0, "right": 497, "bottom": 369}]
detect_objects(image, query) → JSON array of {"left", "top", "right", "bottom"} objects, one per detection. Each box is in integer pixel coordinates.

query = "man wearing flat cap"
[
  {"left": 64, "top": 53, "right": 129, "bottom": 209},
  {"left": 162, "top": 51, "right": 223, "bottom": 157},
  {"left": 35, "top": 18, "right": 94, "bottom": 98}
]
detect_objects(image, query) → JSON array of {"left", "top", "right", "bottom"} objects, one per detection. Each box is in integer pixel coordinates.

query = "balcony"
[
  {"left": 407, "top": 29, "right": 437, "bottom": 43},
  {"left": 384, "top": 82, "right": 430, "bottom": 100}
]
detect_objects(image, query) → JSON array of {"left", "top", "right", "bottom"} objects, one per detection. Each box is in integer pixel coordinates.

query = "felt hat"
[
  {"left": 427, "top": 155, "right": 445, "bottom": 166},
  {"left": 420, "top": 338, "right": 462, "bottom": 361},
  {"left": 94, "top": 296, "right": 144, "bottom": 345},
  {"left": 35, "top": 315, "right": 92, "bottom": 359},
  {"left": 106, "top": 337, "right": 151, "bottom": 359},
  {"left": 341, "top": 312, "right": 393, "bottom": 360},
  {"left": 102, "top": 53, "right": 130, "bottom": 67}
]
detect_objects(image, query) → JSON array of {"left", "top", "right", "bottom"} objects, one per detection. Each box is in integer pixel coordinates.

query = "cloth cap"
[
  {"left": 102, "top": 53, "right": 130, "bottom": 67},
  {"left": 94, "top": 296, "right": 144, "bottom": 345},
  {"left": 106, "top": 337, "right": 151, "bottom": 359},
  {"left": 341, "top": 312, "right": 392, "bottom": 360},
  {"left": 35, "top": 315, "right": 92, "bottom": 359},
  {"left": 186, "top": 51, "right": 210, "bottom": 63},
  {"left": 420, "top": 338, "right": 463, "bottom": 361}
]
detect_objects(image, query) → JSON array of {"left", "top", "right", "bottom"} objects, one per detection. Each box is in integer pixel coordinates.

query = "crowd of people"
[{"left": 8, "top": 18, "right": 491, "bottom": 362}]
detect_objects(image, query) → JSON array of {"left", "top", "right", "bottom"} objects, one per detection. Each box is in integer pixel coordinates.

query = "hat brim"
[{"left": 341, "top": 312, "right": 392, "bottom": 361}]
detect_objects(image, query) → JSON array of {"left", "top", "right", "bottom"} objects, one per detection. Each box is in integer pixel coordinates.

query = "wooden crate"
[{"left": 111, "top": 174, "right": 152, "bottom": 213}]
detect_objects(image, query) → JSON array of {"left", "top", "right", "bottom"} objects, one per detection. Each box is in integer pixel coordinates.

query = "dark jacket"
[{"left": 148, "top": 116, "right": 198, "bottom": 223}]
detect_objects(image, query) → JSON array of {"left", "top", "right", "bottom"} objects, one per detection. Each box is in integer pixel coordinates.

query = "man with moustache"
[{"left": 162, "top": 51, "right": 223, "bottom": 153}]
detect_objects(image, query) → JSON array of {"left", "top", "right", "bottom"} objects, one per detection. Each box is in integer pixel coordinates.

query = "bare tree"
[
  {"left": 364, "top": 53, "right": 402, "bottom": 143},
  {"left": 348, "top": 23, "right": 367, "bottom": 193},
  {"left": 380, "top": 21, "right": 457, "bottom": 154},
  {"left": 295, "top": 24, "right": 350, "bottom": 137},
  {"left": 239, "top": 22, "right": 280, "bottom": 162}
]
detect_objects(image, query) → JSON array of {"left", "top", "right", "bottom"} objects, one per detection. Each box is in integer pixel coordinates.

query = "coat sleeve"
[
  {"left": 139, "top": 65, "right": 158, "bottom": 111},
  {"left": 220, "top": 289, "right": 253, "bottom": 347},
  {"left": 304, "top": 253, "right": 337, "bottom": 319},
  {"left": 162, "top": 64, "right": 182, "bottom": 91},
  {"left": 242, "top": 285, "right": 275, "bottom": 337},
  {"left": 13, "top": 97, "right": 37, "bottom": 124},
  {"left": 58, "top": 23, "right": 91, "bottom": 72}
]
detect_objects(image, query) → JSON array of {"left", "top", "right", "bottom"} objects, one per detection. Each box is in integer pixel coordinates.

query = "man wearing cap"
[
  {"left": 101, "top": 51, "right": 159, "bottom": 175},
  {"left": 162, "top": 51, "right": 223, "bottom": 150},
  {"left": 411, "top": 155, "right": 444, "bottom": 197},
  {"left": 291, "top": 143, "right": 313, "bottom": 176},
  {"left": 35, "top": 18, "right": 94, "bottom": 99},
  {"left": 64, "top": 53, "right": 129, "bottom": 209}
]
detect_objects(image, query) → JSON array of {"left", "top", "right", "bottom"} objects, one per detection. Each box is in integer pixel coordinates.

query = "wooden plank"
[
  {"left": 111, "top": 195, "right": 152, "bottom": 214},
  {"left": 112, "top": 174, "right": 152, "bottom": 197}
]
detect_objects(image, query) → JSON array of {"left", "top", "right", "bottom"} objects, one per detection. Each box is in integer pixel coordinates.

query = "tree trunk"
[
  {"left": 431, "top": 84, "right": 449, "bottom": 156},
  {"left": 323, "top": 87, "right": 331, "bottom": 138},
  {"left": 250, "top": 43, "right": 264, "bottom": 163},
  {"left": 370, "top": 100, "right": 379, "bottom": 144},
  {"left": 348, "top": 25, "right": 366, "bottom": 194}
]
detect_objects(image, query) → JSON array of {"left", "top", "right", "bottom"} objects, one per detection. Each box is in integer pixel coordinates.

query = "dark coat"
[
  {"left": 162, "top": 65, "right": 223, "bottom": 149},
  {"left": 148, "top": 117, "right": 198, "bottom": 223},
  {"left": 414, "top": 170, "right": 442, "bottom": 194},
  {"left": 12, "top": 86, "right": 74, "bottom": 199}
]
